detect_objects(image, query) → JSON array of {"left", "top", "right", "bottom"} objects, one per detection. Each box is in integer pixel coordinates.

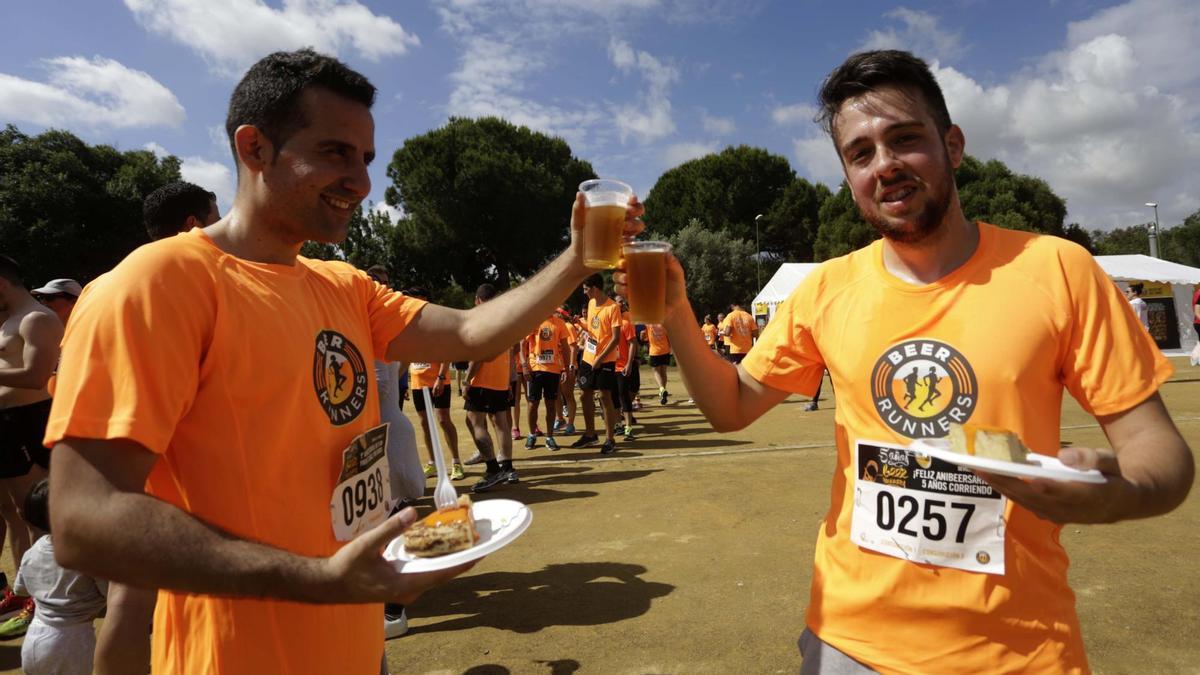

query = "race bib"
[
  {"left": 585, "top": 336, "right": 598, "bottom": 354},
  {"left": 851, "top": 440, "right": 1006, "bottom": 575},
  {"left": 329, "top": 424, "right": 394, "bottom": 541},
  {"left": 537, "top": 349, "right": 556, "bottom": 364}
]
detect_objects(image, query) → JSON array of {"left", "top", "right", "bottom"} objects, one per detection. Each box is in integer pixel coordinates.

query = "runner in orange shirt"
[
  {"left": 555, "top": 308, "right": 580, "bottom": 435},
  {"left": 408, "top": 358, "right": 464, "bottom": 481},
  {"left": 613, "top": 296, "right": 638, "bottom": 440},
  {"left": 641, "top": 323, "right": 672, "bottom": 405},
  {"left": 45, "top": 49, "right": 646, "bottom": 675},
  {"left": 715, "top": 311, "right": 730, "bottom": 359},
  {"left": 723, "top": 302, "right": 757, "bottom": 364},
  {"left": 571, "top": 274, "right": 622, "bottom": 454},
  {"left": 620, "top": 49, "right": 1193, "bottom": 674},
  {"left": 520, "top": 313, "right": 571, "bottom": 451},
  {"left": 701, "top": 315, "right": 718, "bottom": 352},
  {"left": 465, "top": 284, "right": 519, "bottom": 493}
]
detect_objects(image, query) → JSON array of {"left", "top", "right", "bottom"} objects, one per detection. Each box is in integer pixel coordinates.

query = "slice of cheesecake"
[
  {"left": 403, "top": 495, "right": 479, "bottom": 558},
  {"left": 947, "top": 423, "right": 1030, "bottom": 463}
]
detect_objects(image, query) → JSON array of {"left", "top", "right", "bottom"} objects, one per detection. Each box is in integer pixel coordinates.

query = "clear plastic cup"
[
  {"left": 579, "top": 178, "right": 633, "bottom": 269},
  {"left": 622, "top": 241, "right": 671, "bottom": 325}
]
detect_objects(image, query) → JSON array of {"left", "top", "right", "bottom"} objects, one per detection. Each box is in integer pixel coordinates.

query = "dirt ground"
[{"left": 3, "top": 359, "right": 1198, "bottom": 674}]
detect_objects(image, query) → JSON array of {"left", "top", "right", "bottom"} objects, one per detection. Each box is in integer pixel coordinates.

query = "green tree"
[
  {"left": 298, "top": 202, "right": 394, "bottom": 271},
  {"left": 0, "top": 124, "right": 181, "bottom": 284},
  {"left": 662, "top": 221, "right": 758, "bottom": 319},
  {"left": 813, "top": 183, "right": 874, "bottom": 261},
  {"left": 759, "top": 178, "right": 832, "bottom": 263},
  {"left": 1162, "top": 208, "right": 1200, "bottom": 268},
  {"left": 384, "top": 117, "right": 595, "bottom": 292},
  {"left": 1091, "top": 225, "right": 1150, "bottom": 256},
  {"left": 955, "top": 155, "right": 1067, "bottom": 234}
]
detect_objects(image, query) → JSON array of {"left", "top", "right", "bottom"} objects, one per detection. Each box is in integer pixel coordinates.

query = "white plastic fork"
[{"left": 421, "top": 387, "right": 459, "bottom": 511}]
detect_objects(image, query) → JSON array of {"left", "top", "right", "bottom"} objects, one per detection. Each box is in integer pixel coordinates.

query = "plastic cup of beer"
[
  {"left": 579, "top": 178, "right": 633, "bottom": 269},
  {"left": 622, "top": 241, "right": 671, "bottom": 325}
]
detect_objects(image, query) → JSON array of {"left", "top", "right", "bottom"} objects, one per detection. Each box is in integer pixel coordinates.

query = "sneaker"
[
  {"left": 569, "top": 434, "right": 598, "bottom": 448},
  {"left": 553, "top": 418, "right": 566, "bottom": 432},
  {"left": 0, "top": 600, "right": 32, "bottom": 640},
  {"left": 600, "top": 439, "right": 617, "bottom": 455},
  {"left": 546, "top": 436, "right": 560, "bottom": 451},
  {"left": 684, "top": 398, "right": 695, "bottom": 404},
  {"left": 564, "top": 423, "right": 576, "bottom": 434},
  {"left": 463, "top": 453, "right": 486, "bottom": 466},
  {"left": 450, "top": 463, "right": 466, "bottom": 480},
  {"left": 613, "top": 422, "right": 624, "bottom": 435},
  {"left": 384, "top": 608, "right": 409, "bottom": 640},
  {"left": 511, "top": 428, "right": 522, "bottom": 440},
  {"left": 659, "top": 390, "right": 668, "bottom": 405},
  {"left": 804, "top": 402, "right": 819, "bottom": 412},
  {"left": 505, "top": 469, "right": 520, "bottom": 484},
  {"left": 473, "top": 471, "right": 508, "bottom": 493},
  {"left": 532, "top": 426, "right": 544, "bottom": 437},
  {"left": 623, "top": 427, "right": 636, "bottom": 440},
  {"left": 0, "top": 590, "right": 24, "bottom": 621},
  {"left": 524, "top": 435, "right": 537, "bottom": 450},
  {"left": 422, "top": 463, "right": 436, "bottom": 478}
]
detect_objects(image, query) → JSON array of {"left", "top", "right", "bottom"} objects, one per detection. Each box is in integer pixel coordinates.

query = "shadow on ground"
[{"left": 411, "top": 562, "right": 673, "bottom": 634}]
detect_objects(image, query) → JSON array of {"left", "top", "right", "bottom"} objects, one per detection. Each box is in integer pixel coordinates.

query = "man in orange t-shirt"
[
  {"left": 722, "top": 303, "right": 757, "bottom": 364},
  {"left": 44, "top": 49, "right": 647, "bottom": 675},
  {"left": 520, "top": 312, "right": 571, "bottom": 451},
  {"left": 636, "top": 50, "right": 1194, "bottom": 674},
  {"left": 641, "top": 323, "right": 672, "bottom": 405},
  {"left": 556, "top": 308, "right": 580, "bottom": 434},
  {"left": 572, "top": 274, "right": 622, "bottom": 454},
  {"left": 465, "top": 284, "right": 518, "bottom": 493},
  {"left": 614, "top": 297, "right": 638, "bottom": 440},
  {"left": 701, "top": 315, "right": 718, "bottom": 352},
  {"left": 715, "top": 311, "right": 730, "bottom": 359}
]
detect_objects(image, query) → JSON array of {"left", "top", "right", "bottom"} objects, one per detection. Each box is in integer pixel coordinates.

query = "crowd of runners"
[{"left": 0, "top": 44, "right": 1193, "bottom": 675}]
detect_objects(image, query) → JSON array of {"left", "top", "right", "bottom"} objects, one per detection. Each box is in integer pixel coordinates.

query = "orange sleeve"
[
  {"left": 1055, "top": 244, "right": 1172, "bottom": 415},
  {"left": 740, "top": 279, "right": 825, "bottom": 397},
  {"left": 44, "top": 245, "right": 215, "bottom": 454},
  {"left": 357, "top": 267, "right": 428, "bottom": 359}
]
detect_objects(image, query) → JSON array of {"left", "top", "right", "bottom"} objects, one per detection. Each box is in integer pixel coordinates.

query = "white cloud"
[
  {"left": 791, "top": 136, "right": 843, "bottom": 187},
  {"left": 701, "top": 113, "right": 736, "bottom": 136},
  {"left": 609, "top": 38, "right": 679, "bottom": 144},
  {"left": 663, "top": 140, "right": 719, "bottom": 168},
  {"left": 859, "top": 7, "right": 964, "bottom": 62},
  {"left": 179, "top": 157, "right": 236, "bottom": 213},
  {"left": 771, "top": 103, "right": 817, "bottom": 126},
  {"left": 123, "top": 0, "right": 420, "bottom": 76},
  {"left": 371, "top": 201, "right": 404, "bottom": 223},
  {"left": 0, "top": 56, "right": 184, "bottom": 130}
]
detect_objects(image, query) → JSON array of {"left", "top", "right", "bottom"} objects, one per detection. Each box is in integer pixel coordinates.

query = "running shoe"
[
  {"left": 659, "top": 389, "right": 668, "bottom": 405},
  {"left": 804, "top": 402, "right": 819, "bottom": 412},
  {"left": 384, "top": 606, "right": 409, "bottom": 640},
  {"left": 600, "top": 439, "right": 617, "bottom": 455},
  {"left": 553, "top": 418, "right": 566, "bottom": 432},
  {"left": 0, "top": 590, "right": 24, "bottom": 622},
  {"left": 450, "top": 463, "right": 466, "bottom": 480},
  {"left": 473, "top": 471, "right": 508, "bottom": 493},
  {"left": 613, "top": 422, "right": 624, "bottom": 435},
  {"left": 525, "top": 435, "right": 537, "bottom": 450},
  {"left": 546, "top": 437, "right": 560, "bottom": 451},
  {"left": 564, "top": 423, "right": 576, "bottom": 434},
  {"left": 505, "top": 469, "right": 520, "bottom": 484},
  {"left": 0, "top": 600, "right": 32, "bottom": 640},
  {"left": 623, "top": 427, "right": 636, "bottom": 440},
  {"left": 511, "top": 428, "right": 522, "bottom": 440},
  {"left": 532, "top": 426, "right": 544, "bottom": 437},
  {"left": 463, "top": 453, "right": 486, "bottom": 466},
  {"left": 569, "top": 434, "right": 598, "bottom": 448},
  {"left": 422, "top": 463, "right": 436, "bottom": 478}
]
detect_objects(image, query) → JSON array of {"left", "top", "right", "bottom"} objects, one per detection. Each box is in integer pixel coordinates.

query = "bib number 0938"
[
  {"left": 341, "top": 467, "right": 385, "bottom": 527},
  {"left": 875, "top": 492, "right": 975, "bottom": 543}
]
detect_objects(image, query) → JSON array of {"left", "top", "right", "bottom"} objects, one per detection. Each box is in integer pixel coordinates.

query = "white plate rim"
[
  {"left": 384, "top": 498, "right": 532, "bottom": 573},
  {"left": 909, "top": 439, "right": 1106, "bottom": 484}
]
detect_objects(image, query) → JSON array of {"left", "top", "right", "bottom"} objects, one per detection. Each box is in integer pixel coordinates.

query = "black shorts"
[
  {"left": 464, "top": 386, "right": 511, "bottom": 414},
  {"left": 649, "top": 354, "right": 672, "bottom": 367},
  {"left": 412, "top": 388, "right": 451, "bottom": 412},
  {"left": 728, "top": 352, "right": 747, "bottom": 364},
  {"left": 451, "top": 361, "right": 469, "bottom": 372},
  {"left": 526, "top": 372, "right": 561, "bottom": 401},
  {"left": 0, "top": 399, "right": 51, "bottom": 478},
  {"left": 578, "top": 361, "right": 617, "bottom": 393}
]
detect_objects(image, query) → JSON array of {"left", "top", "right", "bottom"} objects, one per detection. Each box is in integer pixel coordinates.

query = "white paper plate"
[
  {"left": 384, "top": 499, "right": 532, "bottom": 573},
  {"left": 909, "top": 439, "right": 1106, "bottom": 484}
]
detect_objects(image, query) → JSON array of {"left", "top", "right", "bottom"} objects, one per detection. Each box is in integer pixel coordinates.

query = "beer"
[
  {"left": 584, "top": 203, "right": 626, "bottom": 269},
  {"left": 623, "top": 241, "right": 671, "bottom": 325},
  {"left": 579, "top": 178, "right": 634, "bottom": 270}
]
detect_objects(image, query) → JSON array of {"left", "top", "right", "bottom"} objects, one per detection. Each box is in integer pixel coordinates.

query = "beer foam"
[{"left": 587, "top": 191, "right": 629, "bottom": 206}]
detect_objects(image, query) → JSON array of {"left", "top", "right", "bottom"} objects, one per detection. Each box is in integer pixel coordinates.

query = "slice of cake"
[
  {"left": 947, "top": 423, "right": 1030, "bottom": 463},
  {"left": 403, "top": 496, "right": 480, "bottom": 558}
]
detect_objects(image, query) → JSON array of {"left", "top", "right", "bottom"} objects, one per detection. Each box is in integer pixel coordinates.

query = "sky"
[{"left": 2, "top": 0, "right": 1197, "bottom": 233}]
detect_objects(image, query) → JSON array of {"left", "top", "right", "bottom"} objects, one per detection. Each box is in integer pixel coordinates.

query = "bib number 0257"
[{"left": 874, "top": 492, "right": 975, "bottom": 543}]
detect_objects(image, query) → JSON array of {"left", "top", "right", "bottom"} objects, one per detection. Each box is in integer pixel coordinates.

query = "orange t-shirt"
[
  {"left": 701, "top": 322, "right": 718, "bottom": 347},
  {"left": 644, "top": 324, "right": 670, "bottom": 356},
  {"left": 741, "top": 224, "right": 1170, "bottom": 674},
  {"left": 615, "top": 313, "right": 636, "bottom": 372},
  {"left": 43, "top": 229, "right": 427, "bottom": 675},
  {"left": 469, "top": 351, "right": 511, "bottom": 391},
  {"left": 725, "top": 309, "right": 755, "bottom": 354},
  {"left": 525, "top": 316, "right": 570, "bottom": 374},
  {"left": 718, "top": 316, "right": 731, "bottom": 345},
  {"left": 583, "top": 298, "right": 621, "bottom": 366},
  {"left": 409, "top": 361, "right": 448, "bottom": 390}
]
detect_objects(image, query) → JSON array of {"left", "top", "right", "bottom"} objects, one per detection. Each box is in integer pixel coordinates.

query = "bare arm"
[
  {"left": 621, "top": 256, "right": 789, "bottom": 432},
  {"left": 980, "top": 392, "right": 1194, "bottom": 524},
  {"left": 0, "top": 312, "right": 62, "bottom": 389},
  {"left": 50, "top": 437, "right": 469, "bottom": 604},
  {"left": 387, "top": 196, "right": 644, "bottom": 363}
]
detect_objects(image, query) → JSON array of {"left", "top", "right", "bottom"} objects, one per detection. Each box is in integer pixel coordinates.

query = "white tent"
[
  {"left": 751, "top": 254, "right": 1200, "bottom": 353},
  {"left": 1094, "top": 255, "right": 1200, "bottom": 353}
]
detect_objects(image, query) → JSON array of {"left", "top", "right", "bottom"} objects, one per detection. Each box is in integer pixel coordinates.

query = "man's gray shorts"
[{"left": 799, "top": 628, "right": 877, "bottom": 675}]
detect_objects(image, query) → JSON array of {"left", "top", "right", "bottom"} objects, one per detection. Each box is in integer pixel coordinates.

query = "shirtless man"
[{"left": 0, "top": 255, "right": 63, "bottom": 567}]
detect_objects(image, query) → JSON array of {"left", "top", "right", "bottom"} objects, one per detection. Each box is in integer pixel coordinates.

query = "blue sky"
[{"left": 2, "top": 0, "right": 1197, "bottom": 233}]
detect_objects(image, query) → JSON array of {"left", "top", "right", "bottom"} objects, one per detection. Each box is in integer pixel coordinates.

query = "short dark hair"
[
  {"left": 143, "top": 182, "right": 217, "bottom": 241},
  {"left": 225, "top": 48, "right": 376, "bottom": 164},
  {"left": 0, "top": 255, "right": 22, "bottom": 286},
  {"left": 475, "top": 283, "right": 497, "bottom": 302},
  {"left": 582, "top": 273, "right": 604, "bottom": 290},
  {"left": 1129, "top": 283, "right": 1144, "bottom": 296},
  {"left": 23, "top": 479, "right": 49, "bottom": 533},
  {"left": 817, "top": 50, "right": 952, "bottom": 142}
]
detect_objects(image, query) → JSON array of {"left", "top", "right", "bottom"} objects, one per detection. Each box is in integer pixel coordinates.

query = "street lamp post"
[
  {"left": 1145, "top": 202, "right": 1160, "bottom": 258},
  {"left": 754, "top": 213, "right": 764, "bottom": 290}
]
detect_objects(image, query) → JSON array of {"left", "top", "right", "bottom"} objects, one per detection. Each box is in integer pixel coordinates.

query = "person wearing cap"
[{"left": 31, "top": 279, "right": 83, "bottom": 325}]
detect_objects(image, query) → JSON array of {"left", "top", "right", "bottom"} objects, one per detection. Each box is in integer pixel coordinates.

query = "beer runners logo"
[
  {"left": 870, "top": 339, "right": 977, "bottom": 438},
  {"left": 540, "top": 326, "right": 553, "bottom": 340},
  {"left": 313, "top": 330, "right": 368, "bottom": 425}
]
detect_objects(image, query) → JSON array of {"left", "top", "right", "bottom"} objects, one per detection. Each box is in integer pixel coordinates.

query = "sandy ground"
[{"left": 3, "top": 359, "right": 1198, "bottom": 674}]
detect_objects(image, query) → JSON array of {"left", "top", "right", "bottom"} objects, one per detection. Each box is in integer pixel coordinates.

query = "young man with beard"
[
  {"left": 624, "top": 50, "right": 1193, "bottom": 674},
  {"left": 46, "top": 49, "right": 643, "bottom": 675}
]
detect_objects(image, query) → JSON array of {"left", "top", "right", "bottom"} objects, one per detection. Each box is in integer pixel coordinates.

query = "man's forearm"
[
  {"left": 1113, "top": 432, "right": 1194, "bottom": 521},
  {"left": 594, "top": 337, "right": 619, "bottom": 363}
]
